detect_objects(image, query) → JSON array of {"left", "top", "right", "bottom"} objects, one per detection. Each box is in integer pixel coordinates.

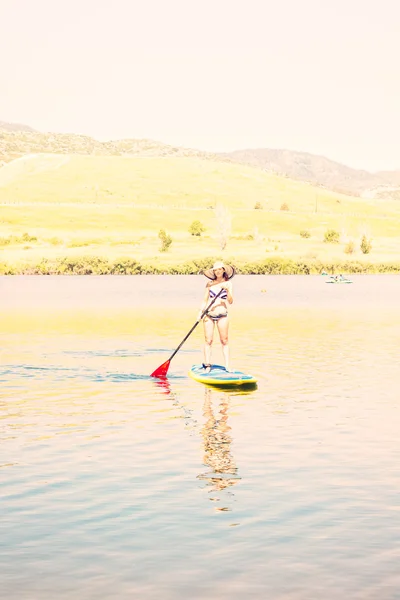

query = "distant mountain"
[
  {"left": 376, "top": 170, "right": 400, "bottom": 186},
  {"left": 0, "top": 120, "right": 36, "bottom": 132},
  {"left": 1, "top": 120, "right": 400, "bottom": 198},
  {"left": 217, "top": 148, "right": 398, "bottom": 197},
  {"left": 0, "top": 123, "right": 218, "bottom": 165}
]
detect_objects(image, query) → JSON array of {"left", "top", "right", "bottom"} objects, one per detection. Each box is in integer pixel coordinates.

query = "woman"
[{"left": 197, "top": 261, "right": 235, "bottom": 372}]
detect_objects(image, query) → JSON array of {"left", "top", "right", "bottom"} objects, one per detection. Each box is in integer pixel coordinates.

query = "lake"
[{"left": 1, "top": 275, "right": 399, "bottom": 599}]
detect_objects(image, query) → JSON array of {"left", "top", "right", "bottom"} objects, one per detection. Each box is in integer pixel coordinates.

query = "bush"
[
  {"left": 0, "top": 233, "right": 38, "bottom": 246},
  {"left": 300, "top": 230, "right": 311, "bottom": 238},
  {"left": 324, "top": 229, "right": 340, "bottom": 244},
  {"left": 158, "top": 229, "right": 172, "bottom": 252},
  {"left": 56, "top": 256, "right": 111, "bottom": 275},
  {"left": 254, "top": 201, "right": 263, "bottom": 210},
  {"left": 21, "top": 233, "right": 37, "bottom": 242},
  {"left": 232, "top": 233, "right": 254, "bottom": 241},
  {"left": 47, "top": 237, "right": 63, "bottom": 246},
  {"left": 280, "top": 202, "right": 289, "bottom": 211},
  {"left": 360, "top": 235, "right": 372, "bottom": 254},
  {"left": 189, "top": 220, "right": 206, "bottom": 236},
  {"left": 3, "top": 255, "right": 400, "bottom": 275},
  {"left": 344, "top": 240, "right": 356, "bottom": 254},
  {"left": 111, "top": 258, "right": 141, "bottom": 274},
  {"left": 68, "top": 241, "right": 90, "bottom": 248}
]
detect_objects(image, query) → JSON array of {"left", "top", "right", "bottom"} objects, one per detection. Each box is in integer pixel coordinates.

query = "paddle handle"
[{"left": 167, "top": 288, "right": 224, "bottom": 362}]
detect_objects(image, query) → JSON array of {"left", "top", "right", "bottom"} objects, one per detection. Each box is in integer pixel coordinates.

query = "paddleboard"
[{"left": 189, "top": 364, "right": 257, "bottom": 387}]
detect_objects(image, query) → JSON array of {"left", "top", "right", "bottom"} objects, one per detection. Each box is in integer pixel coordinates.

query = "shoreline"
[{"left": 1, "top": 256, "right": 400, "bottom": 275}]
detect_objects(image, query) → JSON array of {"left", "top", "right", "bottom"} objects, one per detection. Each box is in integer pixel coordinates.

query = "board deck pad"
[{"left": 189, "top": 364, "right": 257, "bottom": 386}]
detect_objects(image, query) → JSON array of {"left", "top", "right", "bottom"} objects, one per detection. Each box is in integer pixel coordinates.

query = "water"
[{"left": 1, "top": 275, "right": 400, "bottom": 599}]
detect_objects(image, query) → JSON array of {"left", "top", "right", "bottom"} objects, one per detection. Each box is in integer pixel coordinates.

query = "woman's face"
[{"left": 214, "top": 267, "right": 224, "bottom": 278}]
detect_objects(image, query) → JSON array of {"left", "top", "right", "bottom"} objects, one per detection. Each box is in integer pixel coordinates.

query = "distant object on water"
[{"left": 326, "top": 274, "right": 353, "bottom": 284}]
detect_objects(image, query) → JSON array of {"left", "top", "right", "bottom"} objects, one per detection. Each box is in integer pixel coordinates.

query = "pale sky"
[{"left": 1, "top": 0, "right": 399, "bottom": 171}]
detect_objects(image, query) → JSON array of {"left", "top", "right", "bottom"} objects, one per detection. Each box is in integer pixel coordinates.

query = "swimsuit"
[
  {"left": 209, "top": 287, "right": 228, "bottom": 301},
  {"left": 206, "top": 312, "right": 228, "bottom": 321},
  {"left": 206, "top": 285, "right": 229, "bottom": 320}
]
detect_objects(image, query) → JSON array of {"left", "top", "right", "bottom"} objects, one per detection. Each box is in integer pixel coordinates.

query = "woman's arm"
[{"left": 223, "top": 281, "right": 234, "bottom": 304}]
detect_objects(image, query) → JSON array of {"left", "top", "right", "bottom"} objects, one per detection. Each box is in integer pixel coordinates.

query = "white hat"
[{"left": 203, "top": 261, "right": 235, "bottom": 280}]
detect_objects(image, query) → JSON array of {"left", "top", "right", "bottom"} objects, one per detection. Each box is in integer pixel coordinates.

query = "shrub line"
[{"left": 1, "top": 256, "right": 400, "bottom": 275}]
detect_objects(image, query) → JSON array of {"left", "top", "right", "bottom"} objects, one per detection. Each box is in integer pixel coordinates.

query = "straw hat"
[{"left": 203, "top": 260, "right": 235, "bottom": 281}]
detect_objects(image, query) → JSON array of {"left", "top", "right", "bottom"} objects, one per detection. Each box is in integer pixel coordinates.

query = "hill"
[
  {"left": 1, "top": 119, "right": 400, "bottom": 199},
  {"left": 0, "top": 120, "right": 36, "bottom": 132},
  {"left": 0, "top": 153, "right": 353, "bottom": 210},
  {"left": 220, "top": 148, "right": 386, "bottom": 196},
  {"left": 0, "top": 122, "right": 217, "bottom": 166},
  {"left": 1, "top": 153, "right": 400, "bottom": 275}
]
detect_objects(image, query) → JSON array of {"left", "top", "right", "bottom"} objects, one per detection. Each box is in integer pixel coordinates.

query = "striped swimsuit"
[{"left": 207, "top": 285, "right": 229, "bottom": 320}]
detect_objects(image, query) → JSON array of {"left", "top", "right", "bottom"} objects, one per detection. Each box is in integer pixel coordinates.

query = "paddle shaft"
[{"left": 167, "top": 288, "right": 224, "bottom": 362}]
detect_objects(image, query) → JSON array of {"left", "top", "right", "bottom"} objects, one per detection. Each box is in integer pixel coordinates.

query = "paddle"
[{"left": 150, "top": 288, "right": 224, "bottom": 378}]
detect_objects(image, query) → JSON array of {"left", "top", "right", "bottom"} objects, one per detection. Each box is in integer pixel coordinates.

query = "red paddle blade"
[{"left": 151, "top": 360, "right": 171, "bottom": 378}]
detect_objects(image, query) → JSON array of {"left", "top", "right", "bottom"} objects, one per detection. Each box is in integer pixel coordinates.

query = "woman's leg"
[
  {"left": 216, "top": 316, "right": 230, "bottom": 371},
  {"left": 203, "top": 317, "right": 215, "bottom": 371}
]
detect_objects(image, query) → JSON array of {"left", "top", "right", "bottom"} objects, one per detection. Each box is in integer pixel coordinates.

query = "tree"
[
  {"left": 360, "top": 235, "right": 372, "bottom": 254},
  {"left": 189, "top": 220, "right": 206, "bottom": 236},
  {"left": 324, "top": 229, "right": 340, "bottom": 244},
  {"left": 344, "top": 240, "right": 355, "bottom": 254},
  {"left": 215, "top": 203, "right": 232, "bottom": 251},
  {"left": 158, "top": 229, "right": 172, "bottom": 252}
]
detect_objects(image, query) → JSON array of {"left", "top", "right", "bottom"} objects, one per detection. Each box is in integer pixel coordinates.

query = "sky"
[{"left": 1, "top": 0, "right": 399, "bottom": 171}]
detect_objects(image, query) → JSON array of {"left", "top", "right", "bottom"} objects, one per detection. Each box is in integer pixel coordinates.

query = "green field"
[{"left": 1, "top": 154, "right": 400, "bottom": 273}]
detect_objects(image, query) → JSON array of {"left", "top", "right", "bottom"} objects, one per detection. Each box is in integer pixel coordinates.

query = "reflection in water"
[
  {"left": 152, "top": 377, "right": 199, "bottom": 432},
  {"left": 198, "top": 388, "right": 241, "bottom": 511},
  {"left": 153, "top": 376, "right": 172, "bottom": 395},
  {"left": 153, "top": 379, "right": 241, "bottom": 512}
]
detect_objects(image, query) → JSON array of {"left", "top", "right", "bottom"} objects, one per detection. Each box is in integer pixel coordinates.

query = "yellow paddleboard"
[{"left": 189, "top": 364, "right": 257, "bottom": 387}]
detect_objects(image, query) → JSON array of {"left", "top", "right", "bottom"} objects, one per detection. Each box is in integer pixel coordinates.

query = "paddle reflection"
[
  {"left": 152, "top": 377, "right": 199, "bottom": 432},
  {"left": 153, "top": 376, "right": 172, "bottom": 395},
  {"left": 198, "top": 388, "right": 240, "bottom": 510}
]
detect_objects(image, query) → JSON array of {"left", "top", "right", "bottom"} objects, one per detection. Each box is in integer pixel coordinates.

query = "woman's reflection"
[{"left": 198, "top": 387, "right": 240, "bottom": 510}]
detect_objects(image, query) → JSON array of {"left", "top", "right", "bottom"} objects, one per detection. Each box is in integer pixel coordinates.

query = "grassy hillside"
[
  {"left": 0, "top": 153, "right": 400, "bottom": 273},
  {"left": 1, "top": 153, "right": 393, "bottom": 213},
  {"left": 2, "top": 122, "right": 400, "bottom": 199},
  {"left": 3, "top": 121, "right": 400, "bottom": 200}
]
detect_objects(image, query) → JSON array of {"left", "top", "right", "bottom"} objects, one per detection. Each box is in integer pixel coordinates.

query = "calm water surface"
[{"left": 1, "top": 275, "right": 399, "bottom": 599}]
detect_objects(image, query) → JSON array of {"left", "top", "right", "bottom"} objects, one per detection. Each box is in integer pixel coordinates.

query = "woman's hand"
[{"left": 222, "top": 282, "right": 233, "bottom": 304}]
